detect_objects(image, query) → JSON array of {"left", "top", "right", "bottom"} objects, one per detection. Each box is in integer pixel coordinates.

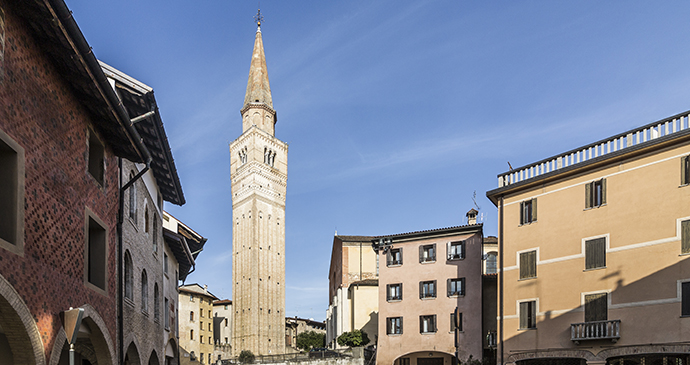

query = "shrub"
[
  {"left": 296, "top": 330, "right": 326, "bottom": 350},
  {"left": 239, "top": 350, "right": 255, "bottom": 364},
  {"left": 336, "top": 329, "right": 370, "bottom": 348}
]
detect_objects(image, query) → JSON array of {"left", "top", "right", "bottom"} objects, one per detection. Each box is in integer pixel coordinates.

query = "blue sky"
[{"left": 68, "top": 1, "right": 690, "bottom": 320}]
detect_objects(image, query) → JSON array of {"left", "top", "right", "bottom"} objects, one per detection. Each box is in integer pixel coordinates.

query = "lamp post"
[{"left": 62, "top": 307, "right": 84, "bottom": 365}]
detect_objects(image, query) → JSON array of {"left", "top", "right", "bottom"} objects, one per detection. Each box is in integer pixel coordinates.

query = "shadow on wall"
[
  {"left": 362, "top": 311, "right": 379, "bottom": 346},
  {"left": 502, "top": 257, "right": 690, "bottom": 364}
]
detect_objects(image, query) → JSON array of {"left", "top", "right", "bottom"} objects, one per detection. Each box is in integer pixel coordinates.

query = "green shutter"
[
  {"left": 519, "top": 302, "right": 527, "bottom": 329},
  {"left": 585, "top": 182, "right": 592, "bottom": 208},
  {"left": 683, "top": 156, "right": 688, "bottom": 185},
  {"left": 585, "top": 238, "right": 606, "bottom": 269},
  {"left": 682, "top": 220, "right": 690, "bottom": 254},
  {"left": 531, "top": 198, "right": 537, "bottom": 222},
  {"left": 519, "top": 201, "right": 525, "bottom": 224},
  {"left": 601, "top": 179, "right": 607, "bottom": 205}
]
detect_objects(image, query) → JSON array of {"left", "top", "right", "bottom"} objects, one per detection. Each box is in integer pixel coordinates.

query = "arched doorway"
[
  {"left": 49, "top": 305, "right": 116, "bottom": 365},
  {"left": 0, "top": 273, "right": 45, "bottom": 365},
  {"left": 165, "top": 338, "right": 178, "bottom": 365},
  {"left": 124, "top": 341, "right": 142, "bottom": 365},
  {"left": 148, "top": 350, "right": 160, "bottom": 365}
]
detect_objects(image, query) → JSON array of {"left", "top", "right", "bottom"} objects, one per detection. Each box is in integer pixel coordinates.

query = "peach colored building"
[
  {"left": 375, "top": 224, "right": 485, "bottom": 365},
  {"left": 487, "top": 111, "right": 690, "bottom": 365}
]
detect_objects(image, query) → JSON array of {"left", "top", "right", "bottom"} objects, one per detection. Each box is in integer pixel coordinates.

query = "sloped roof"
[{"left": 179, "top": 283, "right": 219, "bottom": 300}]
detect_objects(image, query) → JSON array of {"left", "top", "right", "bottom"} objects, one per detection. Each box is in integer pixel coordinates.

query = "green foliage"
[
  {"left": 336, "top": 329, "right": 370, "bottom": 348},
  {"left": 296, "top": 331, "right": 326, "bottom": 350},
  {"left": 238, "top": 350, "right": 255, "bottom": 364}
]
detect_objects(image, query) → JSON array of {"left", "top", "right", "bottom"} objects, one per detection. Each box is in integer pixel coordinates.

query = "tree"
[
  {"left": 336, "top": 329, "right": 370, "bottom": 348},
  {"left": 296, "top": 330, "right": 326, "bottom": 350},
  {"left": 238, "top": 350, "right": 255, "bottom": 364}
]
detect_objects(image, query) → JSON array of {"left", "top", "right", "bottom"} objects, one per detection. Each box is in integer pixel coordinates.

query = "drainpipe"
[{"left": 499, "top": 196, "right": 504, "bottom": 365}]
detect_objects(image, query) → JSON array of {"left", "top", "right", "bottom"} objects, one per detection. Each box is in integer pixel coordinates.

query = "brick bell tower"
[{"left": 229, "top": 9, "right": 287, "bottom": 356}]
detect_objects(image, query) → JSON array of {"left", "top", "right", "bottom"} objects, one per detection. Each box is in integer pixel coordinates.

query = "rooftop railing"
[
  {"left": 498, "top": 111, "right": 690, "bottom": 188},
  {"left": 571, "top": 319, "right": 620, "bottom": 344}
]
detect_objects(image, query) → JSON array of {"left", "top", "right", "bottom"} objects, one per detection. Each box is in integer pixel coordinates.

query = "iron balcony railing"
[
  {"left": 486, "top": 331, "right": 497, "bottom": 348},
  {"left": 571, "top": 319, "right": 620, "bottom": 344},
  {"left": 497, "top": 111, "right": 690, "bottom": 188}
]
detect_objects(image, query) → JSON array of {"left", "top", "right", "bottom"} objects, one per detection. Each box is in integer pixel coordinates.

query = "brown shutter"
[
  {"left": 419, "top": 281, "right": 423, "bottom": 299},
  {"left": 682, "top": 220, "right": 690, "bottom": 254},
  {"left": 432, "top": 280, "right": 437, "bottom": 297},
  {"left": 519, "top": 302, "right": 528, "bottom": 329},
  {"left": 531, "top": 198, "right": 537, "bottom": 222},
  {"left": 399, "top": 247, "right": 403, "bottom": 265},
  {"left": 419, "top": 316, "right": 423, "bottom": 333},
  {"left": 461, "top": 278, "right": 466, "bottom": 295},
  {"left": 585, "top": 293, "right": 607, "bottom": 322},
  {"left": 400, "top": 317, "right": 403, "bottom": 334},
  {"left": 585, "top": 238, "right": 606, "bottom": 269},
  {"left": 433, "top": 315, "right": 437, "bottom": 332},
  {"left": 419, "top": 245, "right": 423, "bottom": 263},
  {"left": 431, "top": 243, "right": 436, "bottom": 261},
  {"left": 386, "top": 250, "right": 391, "bottom": 266},
  {"left": 585, "top": 182, "right": 592, "bottom": 208},
  {"left": 682, "top": 282, "right": 690, "bottom": 316},
  {"left": 683, "top": 156, "right": 688, "bottom": 185},
  {"left": 519, "top": 201, "right": 524, "bottom": 224},
  {"left": 386, "top": 318, "right": 391, "bottom": 334},
  {"left": 461, "top": 241, "right": 466, "bottom": 258},
  {"left": 601, "top": 178, "right": 607, "bottom": 205},
  {"left": 447, "top": 278, "right": 451, "bottom": 297}
]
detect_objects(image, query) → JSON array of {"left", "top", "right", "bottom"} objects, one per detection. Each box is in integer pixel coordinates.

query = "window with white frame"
[
  {"left": 519, "top": 250, "right": 537, "bottom": 279},
  {"left": 682, "top": 220, "right": 690, "bottom": 254}
]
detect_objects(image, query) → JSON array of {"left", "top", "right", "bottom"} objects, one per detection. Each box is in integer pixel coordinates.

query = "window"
[
  {"left": 447, "top": 278, "right": 465, "bottom": 296},
  {"left": 387, "top": 283, "right": 402, "bottom": 301},
  {"left": 419, "top": 315, "right": 437, "bottom": 333},
  {"left": 520, "top": 198, "right": 537, "bottom": 224},
  {"left": 400, "top": 359, "right": 410, "bottom": 365},
  {"left": 0, "top": 128, "right": 24, "bottom": 254},
  {"left": 447, "top": 241, "right": 465, "bottom": 260},
  {"left": 419, "top": 244, "right": 436, "bottom": 263},
  {"left": 451, "top": 312, "right": 462, "bottom": 331},
  {"left": 128, "top": 172, "right": 136, "bottom": 221},
  {"left": 190, "top": 294, "right": 194, "bottom": 302},
  {"left": 585, "top": 178, "right": 606, "bottom": 208},
  {"left": 86, "top": 213, "right": 107, "bottom": 291},
  {"left": 209, "top": 323, "right": 212, "bottom": 331},
  {"left": 387, "top": 248, "right": 403, "bottom": 266},
  {"left": 124, "top": 251, "right": 133, "bottom": 300},
  {"left": 201, "top": 309, "right": 204, "bottom": 317},
  {"left": 190, "top": 329, "right": 194, "bottom": 340},
  {"left": 209, "top": 354, "right": 212, "bottom": 364},
  {"left": 682, "top": 220, "right": 690, "bottom": 254},
  {"left": 154, "top": 284, "right": 160, "bottom": 321},
  {"left": 585, "top": 237, "right": 606, "bottom": 270},
  {"left": 225, "top": 318, "right": 228, "bottom": 327},
  {"left": 682, "top": 155, "right": 690, "bottom": 185},
  {"left": 88, "top": 130, "right": 105, "bottom": 185},
  {"left": 682, "top": 282, "right": 690, "bottom": 316},
  {"left": 153, "top": 215, "right": 158, "bottom": 253},
  {"left": 200, "top": 336, "right": 203, "bottom": 344},
  {"left": 224, "top": 305, "right": 228, "bottom": 310},
  {"left": 486, "top": 252, "right": 497, "bottom": 274},
  {"left": 225, "top": 337, "right": 228, "bottom": 344},
  {"left": 584, "top": 293, "right": 607, "bottom": 322},
  {"left": 519, "top": 301, "right": 536, "bottom": 329},
  {"left": 141, "top": 270, "right": 148, "bottom": 313},
  {"left": 190, "top": 311, "right": 194, "bottom": 321},
  {"left": 164, "top": 298, "right": 170, "bottom": 329},
  {"left": 200, "top": 352, "right": 204, "bottom": 364},
  {"left": 209, "top": 310, "right": 212, "bottom": 317},
  {"left": 164, "top": 253, "right": 169, "bottom": 274},
  {"left": 200, "top": 321, "right": 203, "bottom": 330},
  {"left": 519, "top": 250, "right": 537, "bottom": 279},
  {"left": 419, "top": 280, "right": 436, "bottom": 299},
  {"left": 144, "top": 208, "right": 149, "bottom": 233},
  {"left": 386, "top": 317, "right": 402, "bottom": 335}
]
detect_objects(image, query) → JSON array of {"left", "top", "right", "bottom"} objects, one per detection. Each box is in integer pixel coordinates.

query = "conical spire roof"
[{"left": 244, "top": 26, "right": 273, "bottom": 109}]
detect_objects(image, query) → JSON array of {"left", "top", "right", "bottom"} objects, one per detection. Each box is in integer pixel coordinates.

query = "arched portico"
[
  {"left": 393, "top": 350, "right": 457, "bottom": 365},
  {"left": 165, "top": 338, "right": 178, "bottom": 365},
  {"left": 48, "top": 304, "right": 116, "bottom": 365},
  {"left": 0, "top": 273, "right": 46, "bottom": 365}
]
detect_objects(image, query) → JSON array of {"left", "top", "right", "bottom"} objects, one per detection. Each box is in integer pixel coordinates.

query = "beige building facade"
[
  {"left": 229, "top": 17, "right": 287, "bottom": 356},
  {"left": 179, "top": 284, "right": 219, "bottom": 365},
  {"left": 326, "top": 235, "right": 379, "bottom": 349},
  {"left": 375, "top": 224, "right": 485, "bottom": 365},
  {"left": 213, "top": 299, "right": 233, "bottom": 361},
  {"left": 487, "top": 111, "right": 690, "bottom": 365}
]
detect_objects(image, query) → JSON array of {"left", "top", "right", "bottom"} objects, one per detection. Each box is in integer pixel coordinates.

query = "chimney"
[
  {"left": 204, "top": 284, "right": 208, "bottom": 293},
  {"left": 466, "top": 208, "right": 478, "bottom": 225}
]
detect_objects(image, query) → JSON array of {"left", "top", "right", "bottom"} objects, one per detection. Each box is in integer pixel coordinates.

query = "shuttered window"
[
  {"left": 682, "top": 282, "right": 690, "bottom": 316},
  {"left": 682, "top": 155, "right": 690, "bottom": 185},
  {"left": 585, "top": 179, "right": 607, "bottom": 208},
  {"left": 419, "top": 244, "right": 436, "bottom": 263},
  {"left": 387, "top": 317, "right": 403, "bottom": 334},
  {"left": 419, "top": 315, "right": 437, "bottom": 333},
  {"left": 419, "top": 280, "right": 436, "bottom": 299},
  {"left": 585, "top": 238, "right": 606, "bottom": 270},
  {"left": 387, "top": 248, "right": 403, "bottom": 266},
  {"left": 451, "top": 312, "right": 462, "bottom": 331},
  {"left": 387, "top": 283, "right": 402, "bottom": 301},
  {"left": 447, "top": 241, "right": 465, "bottom": 260},
  {"left": 519, "top": 250, "right": 537, "bottom": 279},
  {"left": 519, "top": 301, "right": 536, "bottom": 329},
  {"left": 682, "top": 220, "right": 690, "bottom": 254},
  {"left": 584, "top": 293, "right": 607, "bottom": 322},
  {"left": 520, "top": 198, "right": 537, "bottom": 225},
  {"left": 447, "top": 278, "right": 465, "bottom": 296}
]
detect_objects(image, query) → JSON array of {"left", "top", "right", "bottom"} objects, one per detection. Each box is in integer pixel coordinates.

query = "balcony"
[{"left": 571, "top": 319, "right": 620, "bottom": 344}]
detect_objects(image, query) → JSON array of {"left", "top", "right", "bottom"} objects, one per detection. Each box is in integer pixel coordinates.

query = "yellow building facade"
[{"left": 487, "top": 111, "right": 690, "bottom": 365}]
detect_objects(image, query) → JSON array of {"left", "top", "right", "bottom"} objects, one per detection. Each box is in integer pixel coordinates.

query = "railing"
[
  {"left": 486, "top": 331, "right": 497, "bottom": 348},
  {"left": 571, "top": 319, "right": 621, "bottom": 343},
  {"left": 220, "top": 348, "right": 355, "bottom": 364},
  {"left": 497, "top": 112, "right": 690, "bottom": 188}
]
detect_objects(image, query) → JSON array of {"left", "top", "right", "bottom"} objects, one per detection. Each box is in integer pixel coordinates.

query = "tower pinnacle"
[{"left": 244, "top": 9, "right": 272, "bottom": 110}]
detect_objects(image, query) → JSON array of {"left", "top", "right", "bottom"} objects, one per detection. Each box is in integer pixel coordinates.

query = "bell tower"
[{"left": 230, "top": 9, "right": 287, "bottom": 356}]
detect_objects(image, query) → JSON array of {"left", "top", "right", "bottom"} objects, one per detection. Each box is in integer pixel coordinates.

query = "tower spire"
[{"left": 244, "top": 8, "right": 273, "bottom": 109}]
